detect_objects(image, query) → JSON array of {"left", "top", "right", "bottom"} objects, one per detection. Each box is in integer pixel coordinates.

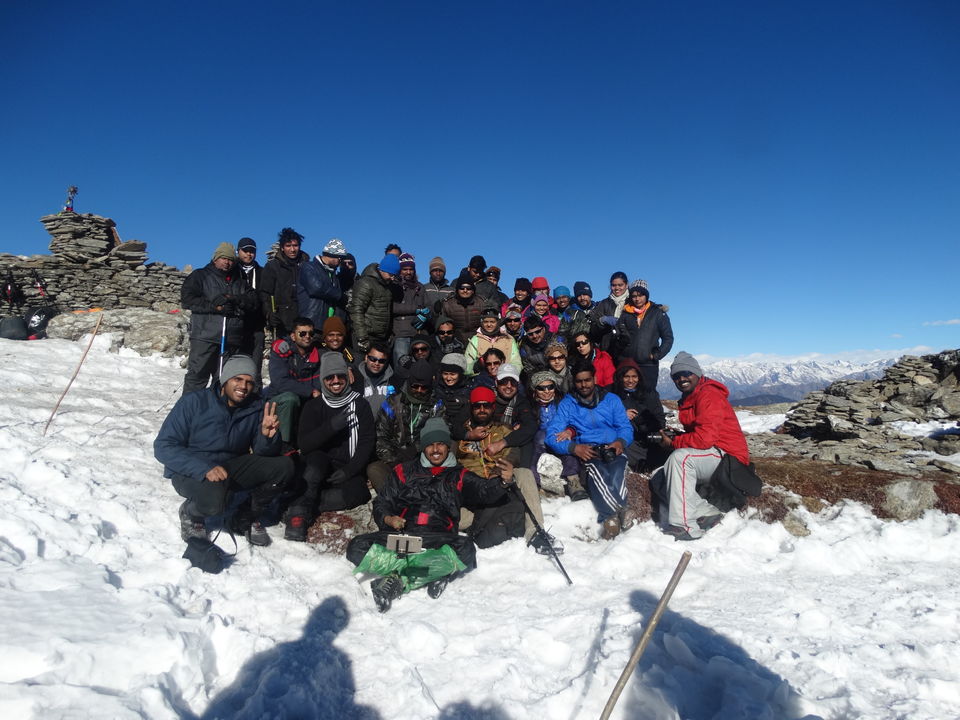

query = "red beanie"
[
  {"left": 470, "top": 386, "right": 496, "bottom": 404},
  {"left": 532, "top": 276, "right": 549, "bottom": 290}
]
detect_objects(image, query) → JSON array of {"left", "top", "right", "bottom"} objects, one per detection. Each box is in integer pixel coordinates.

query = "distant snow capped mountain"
[{"left": 657, "top": 356, "right": 897, "bottom": 403}]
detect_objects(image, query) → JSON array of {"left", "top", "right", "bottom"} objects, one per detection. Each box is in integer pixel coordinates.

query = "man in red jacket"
[{"left": 651, "top": 352, "right": 749, "bottom": 540}]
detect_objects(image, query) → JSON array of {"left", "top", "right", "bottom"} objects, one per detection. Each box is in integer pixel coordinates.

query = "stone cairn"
[{"left": 748, "top": 350, "right": 960, "bottom": 476}]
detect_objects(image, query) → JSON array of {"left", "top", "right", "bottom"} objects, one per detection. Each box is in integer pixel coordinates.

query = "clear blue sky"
[{"left": 2, "top": 1, "right": 958, "bottom": 357}]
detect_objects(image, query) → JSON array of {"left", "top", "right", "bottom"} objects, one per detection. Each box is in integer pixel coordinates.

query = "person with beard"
[
  {"left": 546, "top": 360, "right": 634, "bottom": 540},
  {"left": 519, "top": 316, "right": 557, "bottom": 382},
  {"left": 394, "top": 337, "right": 433, "bottom": 383},
  {"left": 346, "top": 417, "right": 515, "bottom": 613},
  {"left": 318, "top": 316, "right": 358, "bottom": 368},
  {"left": 616, "top": 279, "right": 673, "bottom": 412},
  {"left": 356, "top": 340, "right": 395, "bottom": 416},
  {"left": 464, "top": 254, "right": 499, "bottom": 305},
  {"left": 284, "top": 353, "right": 375, "bottom": 541},
  {"left": 500, "top": 277, "right": 533, "bottom": 318},
  {"left": 528, "top": 370, "right": 588, "bottom": 501},
  {"left": 266, "top": 316, "right": 323, "bottom": 448},
  {"left": 545, "top": 341, "right": 572, "bottom": 394},
  {"left": 236, "top": 237, "right": 266, "bottom": 377},
  {"left": 367, "top": 359, "right": 445, "bottom": 493},
  {"left": 430, "top": 315, "right": 466, "bottom": 365},
  {"left": 441, "top": 274, "right": 489, "bottom": 344},
  {"left": 297, "top": 238, "right": 348, "bottom": 329},
  {"left": 464, "top": 307, "right": 520, "bottom": 377},
  {"left": 568, "top": 330, "right": 616, "bottom": 388},
  {"left": 348, "top": 254, "right": 400, "bottom": 355},
  {"left": 434, "top": 353, "right": 471, "bottom": 425},
  {"left": 261, "top": 227, "right": 309, "bottom": 338},
  {"left": 424, "top": 256, "right": 454, "bottom": 314},
  {"left": 155, "top": 355, "right": 293, "bottom": 548},
  {"left": 613, "top": 358, "right": 668, "bottom": 473},
  {"left": 650, "top": 352, "right": 749, "bottom": 541},
  {"left": 560, "top": 281, "right": 599, "bottom": 341},
  {"left": 180, "top": 242, "right": 260, "bottom": 394},
  {"left": 590, "top": 271, "right": 630, "bottom": 359},
  {"left": 391, "top": 252, "right": 428, "bottom": 367}
]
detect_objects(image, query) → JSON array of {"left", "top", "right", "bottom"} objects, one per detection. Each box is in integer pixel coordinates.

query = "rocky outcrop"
[{"left": 45, "top": 308, "right": 190, "bottom": 358}]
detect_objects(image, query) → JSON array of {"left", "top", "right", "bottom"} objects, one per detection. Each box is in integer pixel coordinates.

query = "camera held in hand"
[
  {"left": 646, "top": 428, "right": 676, "bottom": 444},
  {"left": 592, "top": 444, "right": 618, "bottom": 463}
]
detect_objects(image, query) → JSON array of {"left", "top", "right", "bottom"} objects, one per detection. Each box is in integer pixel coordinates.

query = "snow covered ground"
[{"left": 2, "top": 336, "right": 960, "bottom": 719}]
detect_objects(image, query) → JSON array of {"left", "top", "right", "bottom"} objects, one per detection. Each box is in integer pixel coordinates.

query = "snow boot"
[
  {"left": 601, "top": 515, "right": 621, "bottom": 540},
  {"left": 663, "top": 524, "right": 697, "bottom": 541},
  {"left": 246, "top": 521, "right": 271, "bottom": 547},
  {"left": 179, "top": 501, "right": 207, "bottom": 542},
  {"left": 697, "top": 514, "right": 723, "bottom": 532},
  {"left": 371, "top": 573, "right": 404, "bottom": 613},
  {"left": 618, "top": 507, "right": 637, "bottom": 533},
  {"left": 284, "top": 515, "right": 308, "bottom": 542}
]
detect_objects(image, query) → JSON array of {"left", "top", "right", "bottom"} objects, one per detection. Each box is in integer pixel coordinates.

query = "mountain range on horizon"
[{"left": 656, "top": 355, "right": 899, "bottom": 405}]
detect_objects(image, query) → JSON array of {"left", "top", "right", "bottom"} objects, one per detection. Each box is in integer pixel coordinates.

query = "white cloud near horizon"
[
  {"left": 922, "top": 319, "right": 960, "bottom": 326},
  {"left": 669, "top": 345, "right": 939, "bottom": 365}
]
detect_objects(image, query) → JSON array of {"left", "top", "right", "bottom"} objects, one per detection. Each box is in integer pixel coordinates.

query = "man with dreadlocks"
[{"left": 283, "top": 353, "right": 375, "bottom": 542}]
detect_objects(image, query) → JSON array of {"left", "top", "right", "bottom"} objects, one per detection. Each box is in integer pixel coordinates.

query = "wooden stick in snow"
[{"left": 43, "top": 312, "right": 103, "bottom": 437}]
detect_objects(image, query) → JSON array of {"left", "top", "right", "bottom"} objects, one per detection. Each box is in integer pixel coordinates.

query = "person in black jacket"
[
  {"left": 616, "top": 279, "right": 673, "bottom": 415},
  {"left": 345, "top": 417, "right": 515, "bottom": 612},
  {"left": 297, "top": 237, "right": 349, "bottom": 329},
  {"left": 261, "top": 228, "right": 309, "bottom": 337},
  {"left": 284, "top": 353, "right": 375, "bottom": 541},
  {"left": 613, "top": 358, "right": 668, "bottom": 472},
  {"left": 181, "top": 243, "right": 260, "bottom": 395},
  {"left": 236, "top": 237, "right": 266, "bottom": 375}
]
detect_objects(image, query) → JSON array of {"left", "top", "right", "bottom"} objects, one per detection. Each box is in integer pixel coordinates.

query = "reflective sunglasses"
[
  {"left": 366, "top": 355, "right": 388, "bottom": 364},
  {"left": 535, "top": 383, "right": 556, "bottom": 392}
]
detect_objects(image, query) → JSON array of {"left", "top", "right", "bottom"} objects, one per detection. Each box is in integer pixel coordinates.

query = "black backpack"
[
  {"left": 0, "top": 316, "right": 28, "bottom": 340},
  {"left": 469, "top": 493, "right": 525, "bottom": 549},
  {"left": 24, "top": 306, "right": 55, "bottom": 339},
  {"left": 700, "top": 453, "right": 763, "bottom": 512}
]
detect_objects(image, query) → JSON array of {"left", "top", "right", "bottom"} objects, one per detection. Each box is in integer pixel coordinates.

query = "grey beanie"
[
  {"left": 220, "top": 355, "right": 258, "bottom": 381},
  {"left": 670, "top": 351, "right": 702, "bottom": 377},
  {"left": 419, "top": 417, "right": 452, "bottom": 450},
  {"left": 322, "top": 237, "right": 348, "bottom": 258},
  {"left": 320, "top": 352, "right": 349, "bottom": 378},
  {"left": 440, "top": 353, "right": 467, "bottom": 372}
]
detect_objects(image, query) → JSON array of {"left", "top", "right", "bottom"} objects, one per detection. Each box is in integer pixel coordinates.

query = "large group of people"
[{"left": 156, "top": 231, "right": 749, "bottom": 612}]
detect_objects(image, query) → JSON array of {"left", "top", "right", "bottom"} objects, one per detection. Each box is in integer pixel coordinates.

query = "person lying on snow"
[{"left": 345, "top": 417, "right": 515, "bottom": 613}]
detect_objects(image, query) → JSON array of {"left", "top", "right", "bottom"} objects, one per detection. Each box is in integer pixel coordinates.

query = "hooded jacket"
[
  {"left": 348, "top": 262, "right": 395, "bottom": 346},
  {"left": 297, "top": 255, "right": 344, "bottom": 327},
  {"left": 672, "top": 377, "right": 749, "bottom": 465},
  {"left": 181, "top": 262, "right": 258, "bottom": 345},
  {"left": 616, "top": 301, "right": 674, "bottom": 368}
]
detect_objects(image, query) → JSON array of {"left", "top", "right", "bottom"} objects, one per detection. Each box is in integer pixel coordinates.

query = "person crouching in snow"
[
  {"left": 650, "top": 352, "right": 750, "bottom": 540},
  {"left": 346, "top": 417, "right": 515, "bottom": 613}
]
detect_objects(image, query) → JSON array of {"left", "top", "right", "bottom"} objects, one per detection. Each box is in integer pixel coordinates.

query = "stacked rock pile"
[
  {"left": 41, "top": 212, "right": 149, "bottom": 268},
  {"left": 746, "top": 350, "right": 960, "bottom": 476}
]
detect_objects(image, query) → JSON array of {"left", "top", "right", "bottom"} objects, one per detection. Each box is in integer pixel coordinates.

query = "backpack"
[
  {"left": 469, "top": 493, "right": 525, "bottom": 549},
  {"left": 0, "top": 316, "right": 28, "bottom": 340},
  {"left": 700, "top": 453, "right": 763, "bottom": 512},
  {"left": 24, "top": 306, "right": 55, "bottom": 339}
]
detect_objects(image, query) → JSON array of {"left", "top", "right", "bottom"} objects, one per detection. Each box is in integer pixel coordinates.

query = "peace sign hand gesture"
[{"left": 261, "top": 401, "right": 280, "bottom": 438}]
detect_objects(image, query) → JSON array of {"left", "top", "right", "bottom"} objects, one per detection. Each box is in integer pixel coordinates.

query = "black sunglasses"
[
  {"left": 437, "top": 330, "right": 454, "bottom": 336},
  {"left": 410, "top": 382, "right": 431, "bottom": 391},
  {"left": 366, "top": 355, "right": 388, "bottom": 364},
  {"left": 575, "top": 339, "right": 590, "bottom": 347},
  {"left": 412, "top": 346, "right": 430, "bottom": 353},
  {"left": 473, "top": 401, "right": 493, "bottom": 408},
  {"left": 325, "top": 373, "right": 348, "bottom": 381},
  {"left": 535, "top": 383, "right": 556, "bottom": 391},
  {"left": 297, "top": 330, "right": 315, "bottom": 337},
  {"left": 547, "top": 355, "right": 564, "bottom": 361}
]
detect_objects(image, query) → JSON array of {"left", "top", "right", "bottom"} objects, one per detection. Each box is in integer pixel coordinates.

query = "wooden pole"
[
  {"left": 598, "top": 550, "right": 693, "bottom": 720},
  {"left": 43, "top": 312, "right": 103, "bottom": 436}
]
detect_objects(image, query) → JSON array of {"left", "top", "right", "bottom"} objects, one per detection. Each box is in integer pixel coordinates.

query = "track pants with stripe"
[
  {"left": 650, "top": 447, "right": 723, "bottom": 538},
  {"left": 584, "top": 455, "right": 628, "bottom": 522}
]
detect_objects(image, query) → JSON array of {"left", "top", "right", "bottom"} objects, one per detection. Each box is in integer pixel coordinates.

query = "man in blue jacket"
[
  {"left": 297, "top": 237, "right": 349, "bottom": 328},
  {"left": 154, "top": 355, "right": 295, "bottom": 547},
  {"left": 546, "top": 360, "right": 634, "bottom": 539}
]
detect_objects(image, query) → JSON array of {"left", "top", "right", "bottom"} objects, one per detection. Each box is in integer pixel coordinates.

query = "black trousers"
[
  {"left": 183, "top": 340, "right": 237, "bottom": 395},
  {"left": 171, "top": 454, "right": 294, "bottom": 519},
  {"left": 288, "top": 450, "right": 371, "bottom": 518},
  {"left": 346, "top": 530, "right": 478, "bottom": 570}
]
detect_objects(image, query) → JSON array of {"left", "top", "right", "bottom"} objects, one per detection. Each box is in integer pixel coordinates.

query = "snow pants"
[
  {"left": 584, "top": 454, "right": 629, "bottom": 522},
  {"left": 649, "top": 447, "right": 723, "bottom": 538},
  {"left": 171, "top": 453, "right": 294, "bottom": 520},
  {"left": 458, "top": 468, "right": 543, "bottom": 541}
]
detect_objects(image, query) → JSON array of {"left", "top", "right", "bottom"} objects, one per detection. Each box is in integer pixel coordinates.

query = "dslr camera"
[{"left": 591, "top": 444, "right": 618, "bottom": 463}]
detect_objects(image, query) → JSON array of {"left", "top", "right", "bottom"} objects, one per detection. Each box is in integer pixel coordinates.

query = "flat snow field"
[{"left": 1, "top": 337, "right": 959, "bottom": 719}]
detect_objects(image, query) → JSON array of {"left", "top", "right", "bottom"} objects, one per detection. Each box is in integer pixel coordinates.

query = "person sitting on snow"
[
  {"left": 154, "top": 355, "right": 294, "bottom": 547},
  {"left": 346, "top": 417, "right": 515, "bottom": 613},
  {"left": 650, "top": 352, "right": 750, "bottom": 541}
]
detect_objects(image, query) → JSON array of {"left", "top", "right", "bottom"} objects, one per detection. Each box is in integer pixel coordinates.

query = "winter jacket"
[
  {"left": 673, "top": 377, "right": 749, "bottom": 465},
  {"left": 519, "top": 331, "right": 557, "bottom": 378},
  {"left": 545, "top": 389, "right": 634, "bottom": 455},
  {"left": 261, "top": 250, "right": 310, "bottom": 333},
  {"left": 357, "top": 363, "right": 396, "bottom": 416},
  {"left": 449, "top": 391, "right": 538, "bottom": 465},
  {"left": 532, "top": 312, "right": 560, "bottom": 335},
  {"left": 616, "top": 302, "right": 674, "bottom": 368},
  {"left": 154, "top": 386, "right": 280, "bottom": 481},
  {"left": 298, "top": 391, "right": 375, "bottom": 479},
  {"left": 348, "top": 263, "right": 395, "bottom": 347},
  {"left": 464, "top": 330, "right": 521, "bottom": 375},
  {"left": 181, "top": 262, "right": 258, "bottom": 346},
  {"left": 456, "top": 423, "right": 520, "bottom": 476},
  {"left": 392, "top": 280, "right": 427, "bottom": 339},
  {"left": 614, "top": 387, "right": 666, "bottom": 438},
  {"left": 375, "top": 391, "right": 445, "bottom": 464},
  {"left": 573, "top": 348, "right": 615, "bottom": 388},
  {"left": 589, "top": 295, "right": 627, "bottom": 356},
  {"left": 558, "top": 304, "right": 596, "bottom": 341},
  {"left": 266, "top": 338, "right": 323, "bottom": 398},
  {"left": 373, "top": 459, "right": 508, "bottom": 533},
  {"left": 435, "top": 379, "right": 471, "bottom": 425},
  {"left": 297, "top": 255, "right": 343, "bottom": 328},
  {"left": 238, "top": 261, "right": 266, "bottom": 326},
  {"left": 441, "top": 294, "right": 490, "bottom": 344},
  {"left": 424, "top": 279, "right": 454, "bottom": 315}
]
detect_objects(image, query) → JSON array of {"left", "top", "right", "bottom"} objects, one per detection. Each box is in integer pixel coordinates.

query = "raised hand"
[{"left": 261, "top": 401, "right": 280, "bottom": 438}]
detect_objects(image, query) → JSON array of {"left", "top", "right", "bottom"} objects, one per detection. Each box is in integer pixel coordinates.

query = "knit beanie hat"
[
  {"left": 440, "top": 353, "right": 467, "bottom": 373},
  {"left": 220, "top": 354, "right": 257, "bottom": 381},
  {"left": 514, "top": 277, "right": 532, "bottom": 292},
  {"left": 480, "top": 307, "right": 500, "bottom": 319},
  {"left": 320, "top": 352, "right": 349, "bottom": 378},
  {"left": 408, "top": 359, "right": 434, "bottom": 386},
  {"left": 455, "top": 272, "right": 475, "bottom": 290},
  {"left": 629, "top": 278, "right": 649, "bottom": 296},
  {"left": 486, "top": 266, "right": 501, "bottom": 279},
  {"left": 531, "top": 276, "right": 549, "bottom": 291},
  {"left": 418, "top": 417, "right": 451, "bottom": 450},
  {"left": 238, "top": 237, "right": 257, "bottom": 251},
  {"left": 379, "top": 254, "right": 401, "bottom": 275},
  {"left": 469, "top": 255, "right": 487, "bottom": 271},
  {"left": 212, "top": 243, "right": 237, "bottom": 261},
  {"left": 504, "top": 307, "right": 522, "bottom": 320},
  {"left": 670, "top": 351, "right": 702, "bottom": 377},
  {"left": 399, "top": 252, "right": 416, "bottom": 270},
  {"left": 322, "top": 238, "right": 348, "bottom": 258},
  {"left": 470, "top": 386, "right": 496, "bottom": 404},
  {"left": 429, "top": 256, "right": 446, "bottom": 272},
  {"left": 533, "top": 294, "right": 550, "bottom": 306},
  {"left": 573, "top": 281, "right": 593, "bottom": 298},
  {"left": 530, "top": 370, "right": 558, "bottom": 389},
  {"left": 546, "top": 341, "right": 567, "bottom": 357},
  {"left": 322, "top": 316, "right": 347, "bottom": 336},
  {"left": 553, "top": 285, "right": 571, "bottom": 298}
]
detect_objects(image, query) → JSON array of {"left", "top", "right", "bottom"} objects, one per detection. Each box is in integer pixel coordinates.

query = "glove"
[
  {"left": 600, "top": 315, "right": 617, "bottom": 327},
  {"left": 327, "top": 469, "right": 347, "bottom": 485},
  {"left": 398, "top": 354, "right": 414, "bottom": 369},
  {"left": 357, "top": 339, "right": 370, "bottom": 354}
]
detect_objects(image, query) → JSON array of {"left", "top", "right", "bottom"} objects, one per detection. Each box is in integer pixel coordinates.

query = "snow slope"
[{"left": 2, "top": 336, "right": 959, "bottom": 719}]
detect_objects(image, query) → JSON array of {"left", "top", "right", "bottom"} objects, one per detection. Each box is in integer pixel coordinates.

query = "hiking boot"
[
  {"left": 427, "top": 577, "right": 450, "bottom": 599},
  {"left": 284, "top": 515, "right": 308, "bottom": 542},
  {"left": 663, "top": 524, "right": 697, "bottom": 541},
  {"left": 529, "top": 531, "right": 564, "bottom": 556},
  {"left": 179, "top": 501, "right": 207, "bottom": 542},
  {"left": 246, "top": 521, "right": 271, "bottom": 547},
  {"left": 601, "top": 515, "right": 621, "bottom": 540},
  {"left": 565, "top": 475, "right": 590, "bottom": 502},
  {"left": 697, "top": 514, "right": 723, "bottom": 532},
  {"left": 618, "top": 507, "right": 637, "bottom": 533},
  {"left": 371, "top": 573, "right": 404, "bottom": 613},
  {"left": 569, "top": 489, "right": 590, "bottom": 502}
]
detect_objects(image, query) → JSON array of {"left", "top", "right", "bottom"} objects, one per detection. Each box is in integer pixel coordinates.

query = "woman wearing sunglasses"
[
  {"left": 568, "top": 331, "right": 615, "bottom": 388},
  {"left": 528, "top": 370, "right": 589, "bottom": 501}
]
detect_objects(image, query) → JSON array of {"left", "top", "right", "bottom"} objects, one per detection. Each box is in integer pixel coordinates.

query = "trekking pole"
[
  {"left": 32, "top": 270, "right": 48, "bottom": 300},
  {"left": 509, "top": 484, "right": 573, "bottom": 585},
  {"left": 598, "top": 550, "right": 692, "bottom": 720},
  {"left": 4, "top": 271, "right": 16, "bottom": 311},
  {"left": 44, "top": 312, "right": 103, "bottom": 436},
  {"left": 217, "top": 316, "right": 227, "bottom": 378}
]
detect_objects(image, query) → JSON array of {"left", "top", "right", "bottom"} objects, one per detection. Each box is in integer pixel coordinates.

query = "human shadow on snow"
[
  {"left": 192, "top": 595, "right": 381, "bottom": 720},
  {"left": 622, "top": 589, "right": 824, "bottom": 720}
]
